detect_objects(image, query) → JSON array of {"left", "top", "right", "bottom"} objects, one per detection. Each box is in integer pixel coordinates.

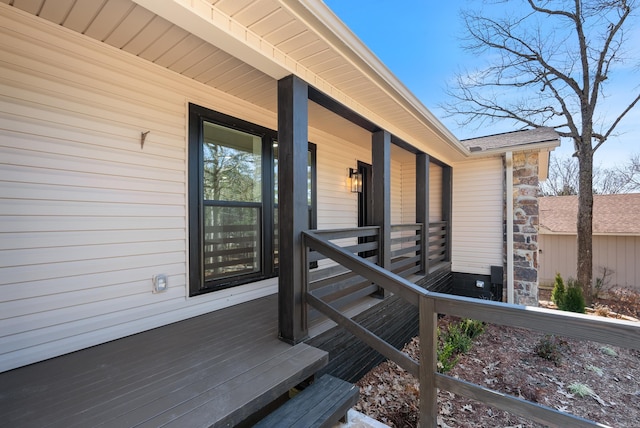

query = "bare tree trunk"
[{"left": 576, "top": 139, "right": 594, "bottom": 305}]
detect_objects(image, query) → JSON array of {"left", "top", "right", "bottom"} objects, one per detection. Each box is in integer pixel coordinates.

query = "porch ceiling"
[{"left": 3, "top": 0, "right": 468, "bottom": 163}]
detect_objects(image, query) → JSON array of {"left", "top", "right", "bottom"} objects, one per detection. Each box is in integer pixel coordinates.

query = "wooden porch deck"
[{"left": 0, "top": 294, "right": 328, "bottom": 428}]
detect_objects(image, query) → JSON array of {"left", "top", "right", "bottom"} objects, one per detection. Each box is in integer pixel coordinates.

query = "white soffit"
[
  {"left": 279, "top": 0, "right": 467, "bottom": 156},
  {"left": 6, "top": 0, "right": 469, "bottom": 162},
  {"left": 139, "top": 0, "right": 467, "bottom": 161},
  {"left": 131, "top": 0, "right": 291, "bottom": 79}
]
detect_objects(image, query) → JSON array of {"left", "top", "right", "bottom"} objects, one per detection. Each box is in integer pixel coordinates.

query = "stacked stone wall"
[{"left": 512, "top": 151, "right": 540, "bottom": 305}]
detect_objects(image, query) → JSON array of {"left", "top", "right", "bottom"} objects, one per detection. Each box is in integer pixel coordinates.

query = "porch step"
[
  {"left": 0, "top": 296, "right": 329, "bottom": 428},
  {"left": 254, "top": 374, "right": 359, "bottom": 428}
]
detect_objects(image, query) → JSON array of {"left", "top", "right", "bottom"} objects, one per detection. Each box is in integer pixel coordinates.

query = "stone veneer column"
[{"left": 512, "top": 152, "right": 540, "bottom": 305}]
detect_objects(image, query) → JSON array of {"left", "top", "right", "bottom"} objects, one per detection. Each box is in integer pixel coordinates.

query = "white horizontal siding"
[
  {"left": 401, "top": 161, "right": 415, "bottom": 225},
  {"left": 0, "top": 4, "right": 438, "bottom": 373},
  {"left": 398, "top": 160, "right": 444, "bottom": 223},
  {"left": 315, "top": 133, "right": 367, "bottom": 230},
  {"left": 391, "top": 158, "right": 402, "bottom": 225},
  {"left": 452, "top": 157, "right": 504, "bottom": 274},
  {"left": 429, "top": 163, "right": 443, "bottom": 221},
  {"left": 0, "top": 6, "right": 280, "bottom": 372},
  {"left": 314, "top": 138, "right": 407, "bottom": 229}
]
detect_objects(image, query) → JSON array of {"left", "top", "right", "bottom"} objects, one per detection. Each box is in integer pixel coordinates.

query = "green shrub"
[
  {"left": 558, "top": 279, "right": 586, "bottom": 313},
  {"left": 551, "top": 273, "right": 565, "bottom": 306},
  {"left": 459, "top": 318, "right": 485, "bottom": 339},
  {"left": 437, "top": 319, "right": 484, "bottom": 373},
  {"left": 534, "top": 335, "right": 568, "bottom": 366},
  {"left": 552, "top": 275, "right": 586, "bottom": 313},
  {"left": 437, "top": 339, "right": 461, "bottom": 373}
]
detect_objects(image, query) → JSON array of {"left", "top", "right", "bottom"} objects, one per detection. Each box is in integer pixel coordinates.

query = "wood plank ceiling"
[{"left": 1, "top": 0, "right": 448, "bottom": 159}]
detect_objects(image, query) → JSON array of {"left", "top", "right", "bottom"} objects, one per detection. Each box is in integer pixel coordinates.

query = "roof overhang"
[
  {"left": 468, "top": 140, "right": 560, "bottom": 158},
  {"left": 6, "top": 0, "right": 473, "bottom": 163},
  {"left": 281, "top": 0, "right": 468, "bottom": 157},
  {"left": 131, "top": 0, "right": 469, "bottom": 162},
  {"left": 131, "top": 0, "right": 290, "bottom": 79}
]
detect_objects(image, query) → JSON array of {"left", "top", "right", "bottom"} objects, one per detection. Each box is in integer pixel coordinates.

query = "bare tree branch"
[
  {"left": 442, "top": 0, "right": 640, "bottom": 304},
  {"left": 596, "top": 92, "right": 640, "bottom": 151},
  {"left": 541, "top": 154, "right": 640, "bottom": 195}
]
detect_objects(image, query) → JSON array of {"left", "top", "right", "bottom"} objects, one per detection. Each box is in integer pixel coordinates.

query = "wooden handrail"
[
  {"left": 303, "top": 231, "right": 423, "bottom": 306},
  {"left": 302, "top": 228, "right": 640, "bottom": 427}
]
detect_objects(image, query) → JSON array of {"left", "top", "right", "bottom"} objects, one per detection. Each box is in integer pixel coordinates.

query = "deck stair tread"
[{"left": 254, "top": 374, "right": 359, "bottom": 428}]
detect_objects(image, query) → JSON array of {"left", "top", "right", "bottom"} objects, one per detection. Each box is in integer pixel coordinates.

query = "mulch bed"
[{"left": 355, "top": 290, "right": 640, "bottom": 427}]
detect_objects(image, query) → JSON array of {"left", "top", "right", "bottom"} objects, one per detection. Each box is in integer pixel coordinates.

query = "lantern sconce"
[{"left": 349, "top": 168, "right": 363, "bottom": 193}]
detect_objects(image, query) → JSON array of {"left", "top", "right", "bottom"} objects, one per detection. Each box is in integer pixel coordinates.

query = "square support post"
[
  {"left": 442, "top": 165, "right": 453, "bottom": 262},
  {"left": 416, "top": 153, "right": 430, "bottom": 274},
  {"left": 372, "top": 130, "right": 390, "bottom": 298},
  {"left": 419, "top": 295, "right": 438, "bottom": 427},
  {"left": 277, "top": 75, "right": 309, "bottom": 344}
]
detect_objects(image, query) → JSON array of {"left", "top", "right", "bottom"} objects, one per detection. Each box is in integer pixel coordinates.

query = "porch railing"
[
  {"left": 390, "top": 224, "right": 423, "bottom": 277},
  {"left": 428, "top": 221, "right": 447, "bottom": 264},
  {"left": 306, "top": 223, "right": 439, "bottom": 319},
  {"left": 302, "top": 228, "right": 640, "bottom": 427}
]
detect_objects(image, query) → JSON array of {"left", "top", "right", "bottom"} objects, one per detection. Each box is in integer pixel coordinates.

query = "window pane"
[
  {"left": 203, "top": 205, "right": 261, "bottom": 281},
  {"left": 203, "top": 122, "right": 262, "bottom": 202}
]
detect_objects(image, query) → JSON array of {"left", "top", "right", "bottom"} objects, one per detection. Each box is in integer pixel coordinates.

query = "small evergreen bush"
[
  {"left": 558, "top": 279, "right": 586, "bottom": 313},
  {"left": 551, "top": 273, "right": 565, "bottom": 306},
  {"left": 552, "top": 274, "right": 586, "bottom": 313},
  {"left": 437, "top": 319, "right": 485, "bottom": 373}
]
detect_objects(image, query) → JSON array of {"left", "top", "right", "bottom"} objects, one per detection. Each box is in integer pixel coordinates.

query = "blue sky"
[{"left": 323, "top": 0, "right": 640, "bottom": 169}]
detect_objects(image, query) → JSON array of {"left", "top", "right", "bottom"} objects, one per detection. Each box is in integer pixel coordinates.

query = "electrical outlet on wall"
[{"left": 152, "top": 274, "right": 168, "bottom": 293}]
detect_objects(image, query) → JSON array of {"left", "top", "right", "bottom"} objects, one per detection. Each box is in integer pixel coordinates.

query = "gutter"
[{"left": 505, "top": 152, "right": 514, "bottom": 304}]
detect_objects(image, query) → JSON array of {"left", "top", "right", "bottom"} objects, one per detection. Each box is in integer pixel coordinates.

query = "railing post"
[{"left": 419, "top": 295, "right": 438, "bottom": 427}]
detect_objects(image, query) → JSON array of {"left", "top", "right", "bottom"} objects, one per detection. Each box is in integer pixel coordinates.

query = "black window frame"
[{"left": 188, "top": 103, "right": 316, "bottom": 296}]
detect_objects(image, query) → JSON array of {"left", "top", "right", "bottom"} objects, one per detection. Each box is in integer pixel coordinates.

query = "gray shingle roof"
[
  {"left": 462, "top": 127, "right": 560, "bottom": 152},
  {"left": 539, "top": 194, "right": 640, "bottom": 235}
]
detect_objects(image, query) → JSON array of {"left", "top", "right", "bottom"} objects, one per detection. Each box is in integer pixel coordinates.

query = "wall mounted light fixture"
[{"left": 349, "top": 168, "right": 362, "bottom": 193}]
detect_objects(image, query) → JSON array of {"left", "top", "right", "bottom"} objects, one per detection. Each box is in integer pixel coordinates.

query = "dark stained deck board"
[
  {"left": 0, "top": 295, "right": 328, "bottom": 428},
  {"left": 7, "top": 308, "right": 277, "bottom": 423},
  {"left": 3, "top": 300, "right": 277, "bottom": 423},
  {"left": 254, "top": 374, "right": 358, "bottom": 428}
]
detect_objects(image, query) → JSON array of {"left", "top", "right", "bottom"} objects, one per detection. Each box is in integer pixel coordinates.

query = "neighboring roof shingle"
[
  {"left": 462, "top": 127, "right": 560, "bottom": 152},
  {"left": 539, "top": 194, "right": 640, "bottom": 235}
]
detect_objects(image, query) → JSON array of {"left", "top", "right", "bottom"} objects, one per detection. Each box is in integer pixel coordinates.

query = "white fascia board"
[
  {"left": 281, "top": 0, "right": 468, "bottom": 157},
  {"left": 132, "top": 0, "right": 290, "bottom": 79},
  {"left": 467, "top": 140, "right": 561, "bottom": 158}
]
